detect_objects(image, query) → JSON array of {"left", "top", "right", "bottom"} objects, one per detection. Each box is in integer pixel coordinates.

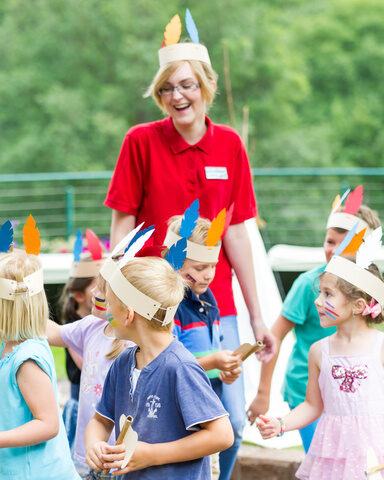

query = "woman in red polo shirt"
[{"left": 104, "top": 14, "right": 275, "bottom": 480}]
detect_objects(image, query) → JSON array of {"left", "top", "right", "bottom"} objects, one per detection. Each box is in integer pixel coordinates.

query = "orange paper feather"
[
  {"left": 23, "top": 215, "right": 41, "bottom": 255},
  {"left": 331, "top": 194, "right": 341, "bottom": 212},
  {"left": 341, "top": 228, "right": 366, "bottom": 255},
  {"left": 164, "top": 14, "right": 182, "bottom": 46},
  {"left": 206, "top": 209, "right": 226, "bottom": 247}
]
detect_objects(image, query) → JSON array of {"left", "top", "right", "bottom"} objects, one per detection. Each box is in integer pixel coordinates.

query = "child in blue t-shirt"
[
  {"left": 164, "top": 215, "right": 243, "bottom": 398},
  {"left": 247, "top": 191, "right": 381, "bottom": 452},
  {"left": 85, "top": 256, "right": 233, "bottom": 479}
]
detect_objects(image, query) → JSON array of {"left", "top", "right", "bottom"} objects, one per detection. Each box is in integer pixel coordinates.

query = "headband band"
[
  {"left": 70, "top": 259, "right": 104, "bottom": 278},
  {"left": 327, "top": 212, "right": 370, "bottom": 235},
  {"left": 164, "top": 230, "right": 221, "bottom": 263},
  {"left": 0, "top": 268, "right": 44, "bottom": 301},
  {"left": 325, "top": 256, "right": 384, "bottom": 309},
  {"left": 158, "top": 43, "right": 211, "bottom": 68}
]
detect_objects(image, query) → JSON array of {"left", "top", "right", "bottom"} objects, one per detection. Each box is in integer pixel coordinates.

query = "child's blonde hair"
[
  {"left": 108, "top": 257, "right": 186, "bottom": 332},
  {"left": 162, "top": 215, "right": 221, "bottom": 258},
  {"left": 331, "top": 205, "right": 381, "bottom": 233},
  {"left": 144, "top": 59, "right": 218, "bottom": 112},
  {"left": 0, "top": 251, "right": 48, "bottom": 342}
]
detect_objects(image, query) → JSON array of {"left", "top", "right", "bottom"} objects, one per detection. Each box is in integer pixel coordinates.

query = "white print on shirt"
[
  {"left": 205, "top": 166, "right": 228, "bottom": 180},
  {"left": 81, "top": 351, "right": 98, "bottom": 393},
  {"left": 145, "top": 395, "right": 161, "bottom": 418}
]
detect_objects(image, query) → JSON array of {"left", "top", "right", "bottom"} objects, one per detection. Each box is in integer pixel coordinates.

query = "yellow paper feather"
[
  {"left": 164, "top": 14, "right": 182, "bottom": 46},
  {"left": 341, "top": 228, "right": 366, "bottom": 255},
  {"left": 23, "top": 214, "right": 41, "bottom": 255},
  {"left": 331, "top": 194, "right": 340, "bottom": 212},
  {"left": 206, "top": 209, "right": 226, "bottom": 247}
]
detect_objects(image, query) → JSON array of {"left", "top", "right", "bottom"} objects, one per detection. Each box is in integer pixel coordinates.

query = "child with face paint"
[
  {"left": 48, "top": 272, "right": 131, "bottom": 479},
  {"left": 256, "top": 227, "right": 384, "bottom": 480},
  {"left": 248, "top": 186, "right": 381, "bottom": 452}
]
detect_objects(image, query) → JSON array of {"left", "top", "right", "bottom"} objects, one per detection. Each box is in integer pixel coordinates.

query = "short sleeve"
[
  {"left": 60, "top": 318, "right": 88, "bottom": 357},
  {"left": 281, "top": 274, "right": 314, "bottom": 325},
  {"left": 104, "top": 130, "right": 144, "bottom": 215},
  {"left": 230, "top": 138, "right": 257, "bottom": 224},
  {"left": 174, "top": 361, "right": 228, "bottom": 431},
  {"left": 96, "top": 358, "right": 118, "bottom": 424},
  {"left": 12, "top": 342, "right": 53, "bottom": 387}
]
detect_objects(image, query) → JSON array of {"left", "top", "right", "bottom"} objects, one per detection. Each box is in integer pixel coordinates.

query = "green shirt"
[{"left": 281, "top": 264, "right": 336, "bottom": 408}]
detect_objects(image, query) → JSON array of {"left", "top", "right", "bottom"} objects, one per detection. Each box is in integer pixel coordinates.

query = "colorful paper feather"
[
  {"left": 334, "top": 220, "right": 359, "bottom": 257},
  {"left": 164, "top": 14, "right": 182, "bottom": 46},
  {"left": 166, "top": 237, "right": 187, "bottom": 270},
  {"left": 110, "top": 222, "right": 144, "bottom": 257},
  {"left": 120, "top": 226, "right": 155, "bottom": 268},
  {"left": 343, "top": 185, "right": 363, "bottom": 215},
  {"left": 179, "top": 199, "right": 199, "bottom": 239},
  {"left": 341, "top": 228, "right": 366, "bottom": 256},
  {"left": 23, "top": 215, "right": 41, "bottom": 255},
  {"left": 86, "top": 229, "right": 103, "bottom": 260},
  {"left": 356, "top": 226, "right": 382, "bottom": 269},
  {"left": 0, "top": 220, "right": 13, "bottom": 253},
  {"left": 185, "top": 8, "right": 199, "bottom": 44},
  {"left": 73, "top": 229, "right": 83, "bottom": 262},
  {"left": 206, "top": 208, "right": 226, "bottom": 247},
  {"left": 125, "top": 225, "right": 154, "bottom": 253},
  {"left": 331, "top": 188, "right": 350, "bottom": 213}
]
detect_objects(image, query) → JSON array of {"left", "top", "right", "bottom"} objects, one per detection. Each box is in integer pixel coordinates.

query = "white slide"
[{"left": 233, "top": 218, "right": 301, "bottom": 448}]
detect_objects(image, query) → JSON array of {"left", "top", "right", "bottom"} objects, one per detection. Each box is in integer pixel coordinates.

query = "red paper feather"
[
  {"left": 343, "top": 185, "right": 363, "bottom": 215},
  {"left": 86, "top": 229, "right": 103, "bottom": 260}
]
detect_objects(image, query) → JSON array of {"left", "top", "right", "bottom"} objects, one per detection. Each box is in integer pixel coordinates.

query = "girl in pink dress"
[{"left": 256, "top": 226, "right": 384, "bottom": 480}]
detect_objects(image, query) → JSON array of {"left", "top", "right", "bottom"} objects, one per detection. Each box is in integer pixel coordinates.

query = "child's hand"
[
  {"left": 219, "top": 366, "right": 242, "bottom": 384},
  {"left": 99, "top": 443, "right": 126, "bottom": 471},
  {"left": 85, "top": 441, "right": 110, "bottom": 471},
  {"left": 213, "top": 350, "right": 242, "bottom": 371},
  {"left": 102, "top": 441, "right": 153, "bottom": 475},
  {"left": 255, "top": 414, "right": 281, "bottom": 439},
  {"left": 247, "top": 392, "right": 270, "bottom": 425}
]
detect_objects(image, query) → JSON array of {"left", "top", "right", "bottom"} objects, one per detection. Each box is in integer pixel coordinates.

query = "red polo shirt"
[{"left": 105, "top": 116, "right": 257, "bottom": 316}]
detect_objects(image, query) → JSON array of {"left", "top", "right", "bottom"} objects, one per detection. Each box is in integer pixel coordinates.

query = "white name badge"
[{"left": 205, "top": 166, "right": 228, "bottom": 180}]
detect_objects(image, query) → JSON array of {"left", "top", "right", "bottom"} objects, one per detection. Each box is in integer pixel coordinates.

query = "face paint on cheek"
[
  {"left": 106, "top": 313, "right": 120, "bottom": 327},
  {"left": 94, "top": 297, "right": 107, "bottom": 312},
  {"left": 325, "top": 301, "right": 339, "bottom": 318},
  {"left": 186, "top": 273, "right": 196, "bottom": 284}
]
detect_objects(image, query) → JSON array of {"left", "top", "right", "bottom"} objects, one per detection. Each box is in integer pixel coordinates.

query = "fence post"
[{"left": 65, "top": 185, "right": 75, "bottom": 239}]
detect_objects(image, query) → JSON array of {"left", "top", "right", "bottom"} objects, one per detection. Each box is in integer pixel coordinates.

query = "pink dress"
[{"left": 296, "top": 332, "right": 384, "bottom": 480}]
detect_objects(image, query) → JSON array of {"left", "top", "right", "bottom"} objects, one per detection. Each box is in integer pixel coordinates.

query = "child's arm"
[
  {"left": 257, "top": 342, "right": 323, "bottom": 438},
  {"left": 219, "top": 366, "right": 242, "bottom": 385},
  {"left": 85, "top": 413, "right": 115, "bottom": 471},
  {"left": 0, "top": 360, "right": 59, "bottom": 448},
  {"left": 47, "top": 319, "right": 67, "bottom": 347},
  {"left": 197, "top": 350, "right": 242, "bottom": 372},
  {"left": 247, "top": 314, "right": 294, "bottom": 424},
  {"left": 99, "top": 416, "right": 233, "bottom": 474}
]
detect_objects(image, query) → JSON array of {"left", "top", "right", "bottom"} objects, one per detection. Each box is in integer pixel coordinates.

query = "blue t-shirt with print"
[
  {"left": 281, "top": 264, "right": 336, "bottom": 407},
  {"left": 97, "top": 338, "right": 228, "bottom": 480},
  {"left": 173, "top": 287, "right": 223, "bottom": 379}
]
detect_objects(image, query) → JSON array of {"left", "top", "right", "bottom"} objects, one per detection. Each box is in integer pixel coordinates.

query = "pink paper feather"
[
  {"left": 343, "top": 185, "right": 363, "bottom": 215},
  {"left": 86, "top": 229, "right": 103, "bottom": 260}
]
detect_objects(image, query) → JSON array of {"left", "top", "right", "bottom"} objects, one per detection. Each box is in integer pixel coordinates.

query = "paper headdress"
[
  {"left": 325, "top": 223, "right": 384, "bottom": 313},
  {"left": 100, "top": 224, "right": 180, "bottom": 326},
  {"left": 158, "top": 9, "right": 211, "bottom": 68},
  {"left": 326, "top": 185, "right": 370, "bottom": 235},
  {"left": 164, "top": 200, "right": 229, "bottom": 264},
  {"left": 70, "top": 229, "right": 104, "bottom": 278},
  {"left": 0, "top": 215, "right": 44, "bottom": 300}
]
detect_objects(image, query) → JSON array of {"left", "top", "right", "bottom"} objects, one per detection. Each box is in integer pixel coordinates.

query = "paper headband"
[
  {"left": 0, "top": 216, "right": 44, "bottom": 300},
  {"left": 159, "top": 10, "right": 211, "bottom": 68},
  {"left": 101, "top": 224, "right": 179, "bottom": 326},
  {"left": 70, "top": 229, "right": 104, "bottom": 278},
  {"left": 327, "top": 185, "right": 370, "bottom": 235},
  {"left": 325, "top": 225, "right": 384, "bottom": 312},
  {"left": 164, "top": 200, "right": 228, "bottom": 264}
]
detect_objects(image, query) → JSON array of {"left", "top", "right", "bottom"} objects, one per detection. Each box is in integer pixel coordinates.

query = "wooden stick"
[
  {"left": 234, "top": 341, "right": 265, "bottom": 362},
  {"left": 102, "top": 415, "right": 133, "bottom": 475},
  {"left": 365, "top": 463, "right": 384, "bottom": 477}
]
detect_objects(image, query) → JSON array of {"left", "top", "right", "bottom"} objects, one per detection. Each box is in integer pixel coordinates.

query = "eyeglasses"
[{"left": 158, "top": 82, "right": 200, "bottom": 96}]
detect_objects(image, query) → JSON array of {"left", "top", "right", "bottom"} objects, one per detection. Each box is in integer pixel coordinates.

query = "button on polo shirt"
[{"left": 105, "top": 116, "right": 257, "bottom": 316}]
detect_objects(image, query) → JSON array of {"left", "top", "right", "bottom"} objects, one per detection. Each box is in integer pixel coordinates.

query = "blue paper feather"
[
  {"left": 125, "top": 225, "right": 155, "bottom": 253},
  {"left": 166, "top": 237, "right": 187, "bottom": 270},
  {"left": 179, "top": 199, "right": 199, "bottom": 239},
  {"left": 334, "top": 221, "right": 359, "bottom": 257},
  {"left": 185, "top": 8, "right": 199, "bottom": 44},
  {"left": 0, "top": 220, "right": 13, "bottom": 253},
  {"left": 73, "top": 229, "right": 83, "bottom": 262}
]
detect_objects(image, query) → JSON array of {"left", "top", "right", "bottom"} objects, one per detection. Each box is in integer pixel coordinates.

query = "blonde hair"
[
  {"left": 0, "top": 251, "right": 48, "bottom": 342},
  {"left": 144, "top": 59, "right": 218, "bottom": 113},
  {"left": 331, "top": 205, "right": 381, "bottom": 234},
  {"left": 108, "top": 257, "right": 186, "bottom": 331}
]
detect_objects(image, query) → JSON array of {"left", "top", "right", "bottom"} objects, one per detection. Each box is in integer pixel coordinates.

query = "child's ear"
[
  {"left": 72, "top": 290, "right": 85, "bottom": 304},
  {"left": 123, "top": 306, "right": 135, "bottom": 327},
  {"left": 354, "top": 298, "right": 367, "bottom": 315}
]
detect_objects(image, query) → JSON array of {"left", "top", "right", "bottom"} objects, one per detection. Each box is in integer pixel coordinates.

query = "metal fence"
[{"left": 1, "top": 168, "right": 383, "bottom": 251}]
